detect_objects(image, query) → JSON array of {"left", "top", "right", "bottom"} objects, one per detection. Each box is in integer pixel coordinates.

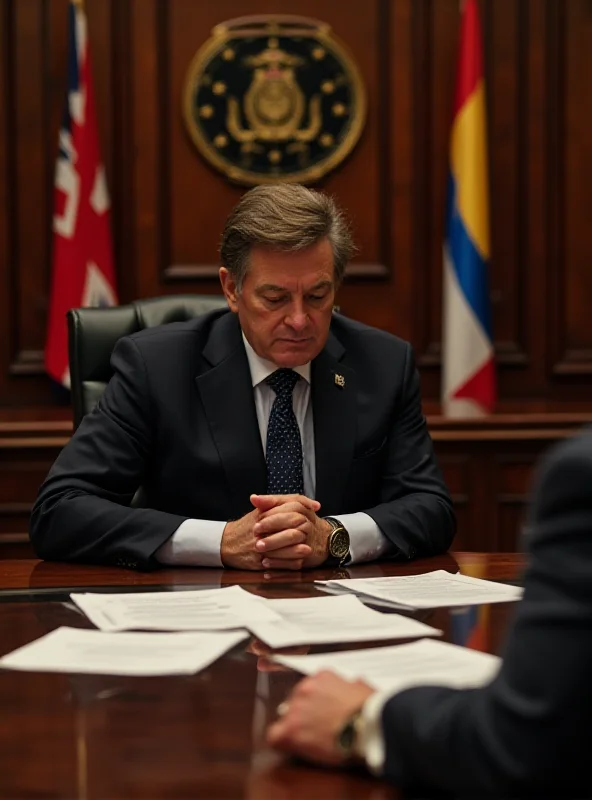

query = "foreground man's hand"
[
  {"left": 252, "top": 494, "right": 332, "bottom": 569},
  {"left": 221, "top": 494, "right": 321, "bottom": 570},
  {"left": 267, "top": 671, "right": 376, "bottom": 766}
]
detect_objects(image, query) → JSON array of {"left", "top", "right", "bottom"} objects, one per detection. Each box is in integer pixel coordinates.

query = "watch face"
[
  {"left": 337, "top": 719, "right": 356, "bottom": 754},
  {"left": 330, "top": 528, "right": 350, "bottom": 559}
]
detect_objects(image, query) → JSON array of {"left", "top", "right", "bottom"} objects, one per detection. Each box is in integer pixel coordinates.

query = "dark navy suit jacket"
[
  {"left": 30, "top": 310, "right": 454, "bottom": 570},
  {"left": 380, "top": 430, "right": 592, "bottom": 798}
]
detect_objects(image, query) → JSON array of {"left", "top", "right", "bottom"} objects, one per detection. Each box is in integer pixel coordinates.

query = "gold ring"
[{"left": 276, "top": 701, "right": 290, "bottom": 717}]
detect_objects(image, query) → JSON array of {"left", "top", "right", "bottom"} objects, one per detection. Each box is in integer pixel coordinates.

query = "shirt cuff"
[
  {"left": 154, "top": 519, "right": 225, "bottom": 567},
  {"left": 336, "top": 512, "right": 393, "bottom": 564},
  {"left": 359, "top": 689, "right": 393, "bottom": 775}
]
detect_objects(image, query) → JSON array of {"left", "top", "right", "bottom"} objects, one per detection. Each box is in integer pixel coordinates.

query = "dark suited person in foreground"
[
  {"left": 30, "top": 184, "right": 454, "bottom": 571},
  {"left": 268, "top": 430, "right": 592, "bottom": 798}
]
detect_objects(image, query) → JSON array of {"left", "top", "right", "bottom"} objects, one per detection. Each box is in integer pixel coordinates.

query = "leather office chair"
[{"left": 67, "top": 294, "right": 228, "bottom": 429}]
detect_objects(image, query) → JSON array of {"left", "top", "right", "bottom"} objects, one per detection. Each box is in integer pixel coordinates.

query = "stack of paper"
[
  {"left": 318, "top": 569, "right": 523, "bottom": 610},
  {"left": 0, "top": 627, "right": 247, "bottom": 676},
  {"left": 274, "top": 638, "right": 501, "bottom": 694},
  {"left": 71, "top": 586, "right": 443, "bottom": 647}
]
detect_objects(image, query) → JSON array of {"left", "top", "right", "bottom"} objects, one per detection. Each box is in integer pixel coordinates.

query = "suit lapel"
[
  {"left": 311, "top": 331, "right": 357, "bottom": 515},
  {"left": 195, "top": 314, "right": 267, "bottom": 518}
]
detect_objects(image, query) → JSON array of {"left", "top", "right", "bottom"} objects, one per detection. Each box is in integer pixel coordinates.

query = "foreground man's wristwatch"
[
  {"left": 324, "top": 517, "right": 351, "bottom": 567},
  {"left": 336, "top": 708, "right": 365, "bottom": 760}
]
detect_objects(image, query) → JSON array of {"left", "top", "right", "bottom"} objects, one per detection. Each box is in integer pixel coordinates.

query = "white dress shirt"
[
  {"left": 156, "top": 335, "right": 391, "bottom": 567},
  {"left": 358, "top": 690, "right": 393, "bottom": 774}
]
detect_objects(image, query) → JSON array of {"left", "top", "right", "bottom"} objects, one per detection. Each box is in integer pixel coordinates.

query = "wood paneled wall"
[
  {"left": 1, "top": 1, "right": 591, "bottom": 556},
  {"left": 1, "top": 0, "right": 591, "bottom": 411}
]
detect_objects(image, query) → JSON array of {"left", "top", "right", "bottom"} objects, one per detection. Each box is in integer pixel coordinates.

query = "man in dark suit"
[
  {"left": 268, "top": 430, "right": 592, "bottom": 798},
  {"left": 30, "top": 184, "right": 454, "bottom": 571}
]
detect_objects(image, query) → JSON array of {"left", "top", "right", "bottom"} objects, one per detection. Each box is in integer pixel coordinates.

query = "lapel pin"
[{"left": 334, "top": 373, "right": 345, "bottom": 389}]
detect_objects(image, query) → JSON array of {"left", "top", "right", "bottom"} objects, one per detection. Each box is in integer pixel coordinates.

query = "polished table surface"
[{"left": 0, "top": 553, "right": 525, "bottom": 799}]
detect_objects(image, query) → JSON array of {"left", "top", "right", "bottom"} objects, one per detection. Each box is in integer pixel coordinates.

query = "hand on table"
[
  {"left": 267, "top": 670, "right": 376, "bottom": 767},
  {"left": 221, "top": 494, "right": 327, "bottom": 570},
  {"left": 252, "top": 494, "right": 332, "bottom": 569}
]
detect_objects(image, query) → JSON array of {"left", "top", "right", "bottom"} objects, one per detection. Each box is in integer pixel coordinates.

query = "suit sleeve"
[
  {"left": 377, "top": 434, "right": 592, "bottom": 798},
  {"left": 30, "top": 336, "right": 189, "bottom": 570},
  {"left": 365, "top": 344, "right": 456, "bottom": 558}
]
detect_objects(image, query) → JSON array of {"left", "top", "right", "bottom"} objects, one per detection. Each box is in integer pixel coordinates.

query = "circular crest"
[{"left": 183, "top": 15, "right": 367, "bottom": 185}]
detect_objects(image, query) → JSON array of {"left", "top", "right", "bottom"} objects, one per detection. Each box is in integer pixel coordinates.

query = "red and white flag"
[{"left": 45, "top": 0, "right": 117, "bottom": 387}]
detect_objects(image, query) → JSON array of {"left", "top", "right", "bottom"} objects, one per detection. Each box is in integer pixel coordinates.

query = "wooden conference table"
[{"left": 0, "top": 552, "right": 525, "bottom": 799}]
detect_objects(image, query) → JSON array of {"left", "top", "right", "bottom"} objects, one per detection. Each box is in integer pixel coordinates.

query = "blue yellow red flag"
[{"left": 442, "top": 0, "right": 495, "bottom": 417}]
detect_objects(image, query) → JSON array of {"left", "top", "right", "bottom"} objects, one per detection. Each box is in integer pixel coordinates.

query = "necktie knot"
[{"left": 266, "top": 368, "right": 299, "bottom": 397}]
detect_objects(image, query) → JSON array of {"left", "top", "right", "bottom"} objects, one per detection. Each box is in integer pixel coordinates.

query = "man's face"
[{"left": 219, "top": 238, "right": 336, "bottom": 367}]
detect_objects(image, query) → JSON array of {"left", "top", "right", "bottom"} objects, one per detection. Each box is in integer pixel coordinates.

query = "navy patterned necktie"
[{"left": 265, "top": 368, "right": 304, "bottom": 494}]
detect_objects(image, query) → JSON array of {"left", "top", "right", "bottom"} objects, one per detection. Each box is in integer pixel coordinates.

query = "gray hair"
[{"left": 220, "top": 184, "right": 355, "bottom": 289}]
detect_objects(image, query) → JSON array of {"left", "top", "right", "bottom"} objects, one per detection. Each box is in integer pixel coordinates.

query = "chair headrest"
[{"left": 67, "top": 295, "right": 227, "bottom": 428}]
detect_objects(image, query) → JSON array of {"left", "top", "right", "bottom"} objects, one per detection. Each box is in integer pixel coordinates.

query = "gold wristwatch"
[
  {"left": 336, "top": 708, "right": 366, "bottom": 760},
  {"left": 324, "top": 517, "right": 351, "bottom": 567}
]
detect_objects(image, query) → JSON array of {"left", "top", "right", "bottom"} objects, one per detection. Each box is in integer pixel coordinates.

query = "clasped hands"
[{"left": 221, "top": 493, "right": 332, "bottom": 570}]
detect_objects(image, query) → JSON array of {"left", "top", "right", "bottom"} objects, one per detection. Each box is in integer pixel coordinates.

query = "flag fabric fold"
[
  {"left": 442, "top": 0, "right": 495, "bottom": 417},
  {"left": 45, "top": 0, "right": 117, "bottom": 388}
]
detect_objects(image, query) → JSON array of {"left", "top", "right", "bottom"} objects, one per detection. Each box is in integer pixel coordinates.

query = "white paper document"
[
  {"left": 319, "top": 570, "right": 523, "bottom": 610},
  {"left": 274, "top": 638, "right": 501, "bottom": 694},
  {"left": 0, "top": 626, "right": 248, "bottom": 676},
  {"left": 70, "top": 585, "right": 278, "bottom": 632},
  {"left": 248, "top": 594, "right": 442, "bottom": 648},
  {"left": 71, "top": 587, "right": 441, "bottom": 647}
]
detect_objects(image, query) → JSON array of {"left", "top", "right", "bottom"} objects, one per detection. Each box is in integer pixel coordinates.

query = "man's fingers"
[
  {"left": 254, "top": 512, "right": 309, "bottom": 537},
  {"left": 267, "top": 720, "right": 286, "bottom": 746},
  {"left": 251, "top": 494, "right": 321, "bottom": 512},
  {"left": 295, "top": 671, "right": 337, "bottom": 694},
  {"left": 257, "top": 502, "right": 318, "bottom": 524},
  {"left": 261, "top": 555, "right": 308, "bottom": 570},
  {"left": 261, "top": 559, "right": 304, "bottom": 571},
  {"left": 255, "top": 529, "right": 309, "bottom": 553}
]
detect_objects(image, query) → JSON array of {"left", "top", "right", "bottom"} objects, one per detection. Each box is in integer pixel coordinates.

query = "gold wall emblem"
[{"left": 183, "top": 16, "right": 367, "bottom": 185}]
